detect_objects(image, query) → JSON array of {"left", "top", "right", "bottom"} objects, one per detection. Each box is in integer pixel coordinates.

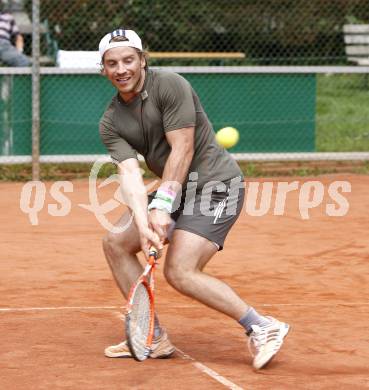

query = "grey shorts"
[{"left": 149, "top": 176, "right": 245, "bottom": 250}]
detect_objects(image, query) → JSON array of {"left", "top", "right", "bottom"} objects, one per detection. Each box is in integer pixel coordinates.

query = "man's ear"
[
  {"left": 140, "top": 55, "right": 146, "bottom": 69},
  {"left": 100, "top": 66, "right": 106, "bottom": 76}
]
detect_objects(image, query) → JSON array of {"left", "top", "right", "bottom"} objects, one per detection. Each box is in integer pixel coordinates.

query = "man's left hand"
[{"left": 148, "top": 209, "right": 173, "bottom": 242}]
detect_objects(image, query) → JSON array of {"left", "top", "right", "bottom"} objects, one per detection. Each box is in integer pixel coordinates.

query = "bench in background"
[
  {"left": 343, "top": 24, "right": 369, "bottom": 66},
  {"left": 56, "top": 50, "right": 245, "bottom": 68},
  {"left": 148, "top": 52, "right": 245, "bottom": 60}
]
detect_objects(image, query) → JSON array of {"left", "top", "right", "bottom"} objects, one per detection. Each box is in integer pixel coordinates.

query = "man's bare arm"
[
  {"left": 15, "top": 34, "right": 24, "bottom": 52},
  {"left": 148, "top": 127, "right": 195, "bottom": 240},
  {"left": 161, "top": 126, "right": 195, "bottom": 193},
  {"left": 118, "top": 158, "right": 162, "bottom": 255}
]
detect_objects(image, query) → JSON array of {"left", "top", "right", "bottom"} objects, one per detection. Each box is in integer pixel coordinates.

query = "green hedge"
[{"left": 25, "top": 0, "right": 369, "bottom": 65}]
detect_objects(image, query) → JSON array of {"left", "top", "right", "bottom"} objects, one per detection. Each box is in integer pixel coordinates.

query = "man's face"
[{"left": 103, "top": 46, "right": 145, "bottom": 101}]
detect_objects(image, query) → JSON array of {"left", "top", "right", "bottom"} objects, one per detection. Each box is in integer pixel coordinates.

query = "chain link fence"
[
  {"left": 21, "top": 0, "right": 369, "bottom": 66},
  {"left": 1, "top": 0, "right": 369, "bottom": 168}
]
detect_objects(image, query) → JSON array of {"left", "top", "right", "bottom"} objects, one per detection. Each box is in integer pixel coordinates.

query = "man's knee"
[
  {"left": 102, "top": 231, "right": 138, "bottom": 260},
  {"left": 15, "top": 54, "right": 31, "bottom": 66},
  {"left": 164, "top": 263, "right": 192, "bottom": 293}
]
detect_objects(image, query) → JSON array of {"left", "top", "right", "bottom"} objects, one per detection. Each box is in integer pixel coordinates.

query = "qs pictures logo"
[{"left": 19, "top": 157, "right": 159, "bottom": 233}]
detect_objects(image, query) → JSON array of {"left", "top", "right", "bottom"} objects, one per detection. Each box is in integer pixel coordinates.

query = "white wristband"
[{"left": 148, "top": 197, "right": 172, "bottom": 213}]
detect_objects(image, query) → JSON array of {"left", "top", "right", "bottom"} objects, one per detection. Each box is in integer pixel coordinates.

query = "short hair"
[{"left": 109, "top": 36, "right": 129, "bottom": 43}]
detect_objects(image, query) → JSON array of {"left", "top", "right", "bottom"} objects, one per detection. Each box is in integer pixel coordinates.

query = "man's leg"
[
  {"left": 102, "top": 210, "right": 175, "bottom": 358},
  {"left": 164, "top": 229, "right": 289, "bottom": 369},
  {"left": 102, "top": 211, "right": 143, "bottom": 298},
  {"left": 164, "top": 229, "right": 248, "bottom": 320},
  {"left": 0, "top": 43, "right": 30, "bottom": 67}
]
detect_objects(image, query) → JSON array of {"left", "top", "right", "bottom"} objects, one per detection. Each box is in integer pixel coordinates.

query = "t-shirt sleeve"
[
  {"left": 159, "top": 72, "right": 196, "bottom": 132},
  {"left": 99, "top": 114, "right": 137, "bottom": 164}
]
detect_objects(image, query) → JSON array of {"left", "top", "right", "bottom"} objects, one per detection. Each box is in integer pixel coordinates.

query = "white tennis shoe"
[{"left": 248, "top": 317, "right": 290, "bottom": 369}]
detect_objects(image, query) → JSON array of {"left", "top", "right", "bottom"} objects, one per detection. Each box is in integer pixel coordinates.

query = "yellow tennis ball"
[{"left": 215, "top": 127, "right": 239, "bottom": 149}]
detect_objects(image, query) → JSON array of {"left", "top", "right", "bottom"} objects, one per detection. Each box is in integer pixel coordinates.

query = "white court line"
[
  {"left": 0, "top": 305, "right": 123, "bottom": 312},
  {"left": 3, "top": 303, "right": 369, "bottom": 389},
  {"left": 1, "top": 302, "right": 369, "bottom": 312},
  {"left": 260, "top": 302, "right": 369, "bottom": 307},
  {"left": 0, "top": 305, "right": 245, "bottom": 389},
  {"left": 175, "top": 347, "right": 244, "bottom": 390}
]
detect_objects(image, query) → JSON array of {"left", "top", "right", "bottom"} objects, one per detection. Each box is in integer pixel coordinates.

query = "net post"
[{"left": 32, "top": 0, "right": 41, "bottom": 181}]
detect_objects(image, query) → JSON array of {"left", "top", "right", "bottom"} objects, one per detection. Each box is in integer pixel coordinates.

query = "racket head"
[{"left": 125, "top": 279, "right": 155, "bottom": 361}]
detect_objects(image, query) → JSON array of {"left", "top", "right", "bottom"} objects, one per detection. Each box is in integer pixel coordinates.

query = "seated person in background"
[{"left": 0, "top": 6, "right": 30, "bottom": 66}]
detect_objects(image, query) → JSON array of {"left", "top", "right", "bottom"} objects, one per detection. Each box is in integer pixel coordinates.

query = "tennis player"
[{"left": 99, "top": 28, "right": 290, "bottom": 369}]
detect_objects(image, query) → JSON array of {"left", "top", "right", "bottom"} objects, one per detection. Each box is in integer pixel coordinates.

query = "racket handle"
[{"left": 149, "top": 246, "right": 158, "bottom": 259}]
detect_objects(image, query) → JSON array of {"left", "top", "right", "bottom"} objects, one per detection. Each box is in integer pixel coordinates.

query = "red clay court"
[{"left": 1, "top": 174, "right": 369, "bottom": 389}]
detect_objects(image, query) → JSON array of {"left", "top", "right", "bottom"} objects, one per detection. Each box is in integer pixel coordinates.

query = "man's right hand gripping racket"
[{"left": 125, "top": 247, "right": 158, "bottom": 361}]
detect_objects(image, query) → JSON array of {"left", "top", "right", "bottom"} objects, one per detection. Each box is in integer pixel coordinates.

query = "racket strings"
[{"left": 128, "top": 283, "right": 152, "bottom": 359}]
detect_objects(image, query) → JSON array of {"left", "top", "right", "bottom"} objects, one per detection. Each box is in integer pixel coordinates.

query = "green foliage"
[
  {"left": 1, "top": 160, "right": 367, "bottom": 182},
  {"left": 23, "top": 0, "right": 369, "bottom": 65},
  {"left": 0, "top": 161, "right": 157, "bottom": 181},
  {"left": 316, "top": 74, "right": 369, "bottom": 151}
]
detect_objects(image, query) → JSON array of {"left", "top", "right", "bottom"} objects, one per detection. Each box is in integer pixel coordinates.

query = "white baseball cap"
[{"left": 99, "top": 29, "right": 143, "bottom": 58}]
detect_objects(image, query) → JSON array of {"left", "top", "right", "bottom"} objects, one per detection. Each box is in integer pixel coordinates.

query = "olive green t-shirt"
[{"left": 99, "top": 69, "right": 242, "bottom": 189}]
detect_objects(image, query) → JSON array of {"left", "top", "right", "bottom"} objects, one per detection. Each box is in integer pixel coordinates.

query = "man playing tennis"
[{"left": 99, "top": 28, "right": 290, "bottom": 370}]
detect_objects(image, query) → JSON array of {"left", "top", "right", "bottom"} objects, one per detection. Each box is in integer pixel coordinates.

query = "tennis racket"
[{"left": 125, "top": 246, "right": 158, "bottom": 361}]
